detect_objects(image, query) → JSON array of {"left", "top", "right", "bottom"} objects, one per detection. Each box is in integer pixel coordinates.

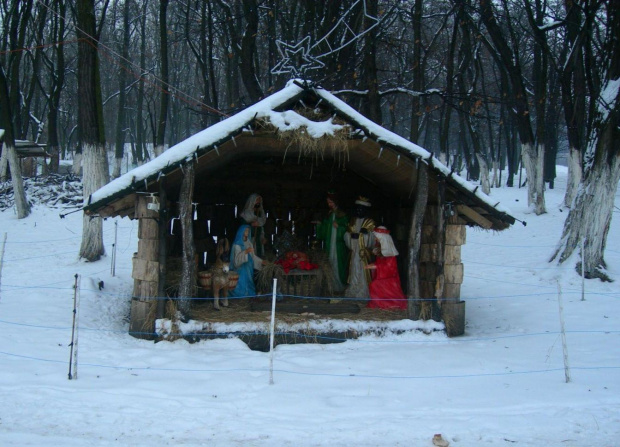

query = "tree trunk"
[
  {"left": 239, "top": 0, "right": 263, "bottom": 103},
  {"left": 551, "top": 1, "right": 620, "bottom": 280},
  {"left": 157, "top": 179, "right": 168, "bottom": 319},
  {"left": 409, "top": 0, "right": 423, "bottom": 142},
  {"left": 560, "top": 0, "right": 586, "bottom": 208},
  {"left": 551, "top": 151, "right": 620, "bottom": 279},
  {"left": 439, "top": 11, "right": 459, "bottom": 167},
  {"left": 362, "top": 0, "right": 381, "bottom": 124},
  {"left": 479, "top": 0, "right": 545, "bottom": 214},
  {"left": 112, "top": 0, "right": 131, "bottom": 179},
  {"left": 135, "top": 0, "right": 148, "bottom": 164},
  {"left": 72, "top": 148, "right": 83, "bottom": 176},
  {"left": 476, "top": 153, "right": 491, "bottom": 195},
  {"left": 0, "top": 63, "right": 30, "bottom": 218},
  {"left": 564, "top": 146, "right": 582, "bottom": 207},
  {"left": 177, "top": 161, "right": 196, "bottom": 318},
  {"left": 154, "top": 0, "right": 169, "bottom": 157},
  {"left": 521, "top": 142, "right": 546, "bottom": 213},
  {"left": 77, "top": 0, "right": 109, "bottom": 261},
  {"left": 8, "top": 0, "right": 32, "bottom": 139},
  {"left": 47, "top": 0, "right": 66, "bottom": 174}
]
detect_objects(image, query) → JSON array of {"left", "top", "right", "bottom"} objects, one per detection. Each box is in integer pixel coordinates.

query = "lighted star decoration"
[{"left": 271, "top": 36, "right": 325, "bottom": 78}]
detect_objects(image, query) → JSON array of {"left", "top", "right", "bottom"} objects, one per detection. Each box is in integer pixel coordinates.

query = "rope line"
[
  {"left": 2, "top": 283, "right": 618, "bottom": 301},
  {"left": 1, "top": 349, "right": 618, "bottom": 379}
]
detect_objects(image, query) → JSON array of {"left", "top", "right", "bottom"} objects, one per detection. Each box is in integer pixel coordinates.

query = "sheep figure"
[{"left": 211, "top": 238, "right": 230, "bottom": 311}]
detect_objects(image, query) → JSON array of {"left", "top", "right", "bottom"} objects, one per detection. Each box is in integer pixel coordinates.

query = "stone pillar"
[{"left": 129, "top": 194, "right": 160, "bottom": 339}]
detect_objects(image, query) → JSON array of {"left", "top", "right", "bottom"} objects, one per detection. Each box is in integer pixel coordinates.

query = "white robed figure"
[
  {"left": 239, "top": 193, "right": 267, "bottom": 258},
  {"left": 343, "top": 197, "right": 375, "bottom": 299}
]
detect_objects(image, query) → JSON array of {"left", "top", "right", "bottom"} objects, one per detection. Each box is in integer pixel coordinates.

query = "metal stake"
[
  {"left": 269, "top": 278, "right": 278, "bottom": 385},
  {"left": 557, "top": 281, "right": 571, "bottom": 383}
]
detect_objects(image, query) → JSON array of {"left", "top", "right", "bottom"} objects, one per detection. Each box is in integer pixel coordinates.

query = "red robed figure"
[{"left": 367, "top": 227, "right": 406, "bottom": 310}]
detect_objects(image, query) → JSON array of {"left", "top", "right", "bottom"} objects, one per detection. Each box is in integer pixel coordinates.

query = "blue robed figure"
[{"left": 228, "top": 224, "right": 265, "bottom": 298}]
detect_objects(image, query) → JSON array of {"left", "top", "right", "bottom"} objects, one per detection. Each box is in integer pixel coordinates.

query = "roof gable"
[{"left": 85, "top": 80, "right": 515, "bottom": 230}]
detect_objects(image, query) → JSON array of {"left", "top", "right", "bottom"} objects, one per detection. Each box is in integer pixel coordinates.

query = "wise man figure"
[
  {"left": 365, "top": 226, "right": 407, "bottom": 310},
  {"left": 343, "top": 196, "right": 375, "bottom": 300},
  {"left": 313, "top": 190, "right": 349, "bottom": 293}
]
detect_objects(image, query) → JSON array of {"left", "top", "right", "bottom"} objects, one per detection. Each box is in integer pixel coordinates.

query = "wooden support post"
[
  {"left": 407, "top": 162, "right": 428, "bottom": 320},
  {"left": 177, "top": 161, "right": 196, "bottom": 319},
  {"left": 157, "top": 179, "right": 168, "bottom": 319},
  {"left": 434, "top": 178, "right": 446, "bottom": 313},
  {"left": 129, "top": 194, "right": 160, "bottom": 339}
]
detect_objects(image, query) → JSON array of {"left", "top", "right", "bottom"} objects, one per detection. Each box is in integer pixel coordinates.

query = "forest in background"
[
  {"left": 1, "top": 0, "right": 618, "bottom": 277},
  {"left": 0, "top": 1, "right": 604, "bottom": 183}
]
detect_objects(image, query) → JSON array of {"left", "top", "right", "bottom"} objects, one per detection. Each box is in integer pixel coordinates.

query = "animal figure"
[{"left": 211, "top": 238, "right": 230, "bottom": 310}]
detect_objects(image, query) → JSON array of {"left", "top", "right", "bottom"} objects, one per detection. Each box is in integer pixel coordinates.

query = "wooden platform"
[{"left": 156, "top": 296, "right": 421, "bottom": 350}]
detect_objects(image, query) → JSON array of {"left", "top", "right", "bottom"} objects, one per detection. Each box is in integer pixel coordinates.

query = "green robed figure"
[{"left": 313, "top": 191, "right": 349, "bottom": 292}]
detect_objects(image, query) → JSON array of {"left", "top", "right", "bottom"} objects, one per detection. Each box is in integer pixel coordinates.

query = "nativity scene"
[{"left": 84, "top": 80, "right": 516, "bottom": 342}]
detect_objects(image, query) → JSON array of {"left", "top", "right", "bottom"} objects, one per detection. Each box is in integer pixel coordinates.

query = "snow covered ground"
[{"left": 1, "top": 166, "right": 619, "bottom": 446}]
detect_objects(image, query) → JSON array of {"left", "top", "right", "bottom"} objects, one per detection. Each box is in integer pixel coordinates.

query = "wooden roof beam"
[{"left": 456, "top": 204, "right": 493, "bottom": 229}]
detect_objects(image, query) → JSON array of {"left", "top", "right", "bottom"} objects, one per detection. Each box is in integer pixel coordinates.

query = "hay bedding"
[{"left": 188, "top": 296, "right": 406, "bottom": 325}]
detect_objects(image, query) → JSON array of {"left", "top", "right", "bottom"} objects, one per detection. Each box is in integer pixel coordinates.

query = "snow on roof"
[
  {"left": 312, "top": 86, "right": 514, "bottom": 217},
  {"left": 88, "top": 81, "right": 305, "bottom": 206},
  {"left": 87, "top": 79, "right": 514, "bottom": 220}
]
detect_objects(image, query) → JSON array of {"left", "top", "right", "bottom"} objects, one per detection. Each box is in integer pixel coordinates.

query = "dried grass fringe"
[{"left": 255, "top": 115, "right": 351, "bottom": 169}]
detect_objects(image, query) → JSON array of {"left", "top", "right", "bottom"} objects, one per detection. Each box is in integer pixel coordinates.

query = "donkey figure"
[{"left": 211, "top": 238, "right": 230, "bottom": 310}]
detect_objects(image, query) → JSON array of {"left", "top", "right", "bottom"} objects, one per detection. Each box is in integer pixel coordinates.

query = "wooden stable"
[{"left": 84, "top": 81, "right": 515, "bottom": 340}]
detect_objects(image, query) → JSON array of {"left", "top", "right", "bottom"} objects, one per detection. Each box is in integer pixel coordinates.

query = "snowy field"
[{"left": 1, "top": 166, "right": 619, "bottom": 446}]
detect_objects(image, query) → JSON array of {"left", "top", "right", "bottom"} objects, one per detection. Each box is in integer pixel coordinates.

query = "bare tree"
[
  {"left": 154, "top": 0, "right": 169, "bottom": 157},
  {"left": 478, "top": 0, "right": 546, "bottom": 215},
  {"left": 77, "top": 0, "right": 109, "bottom": 261},
  {"left": 0, "top": 62, "right": 31, "bottom": 218},
  {"left": 551, "top": 0, "right": 620, "bottom": 281},
  {"left": 44, "top": 0, "right": 67, "bottom": 174},
  {"left": 111, "top": 0, "right": 131, "bottom": 178}
]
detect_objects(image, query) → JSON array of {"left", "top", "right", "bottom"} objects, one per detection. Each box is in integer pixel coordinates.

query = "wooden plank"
[
  {"left": 132, "top": 257, "right": 159, "bottom": 282},
  {"left": 443, "top": 283, "right": 461, "bottom": 299},
  {"left": 442, "top": 301, "right": 466, "bottom": 337},
  {"left": 133, "top": 278, "right": 159, "bottom": 298},
  {"left": 96, "top": 193, "right": 137, "bottom": 218},
  {"left": 135, "top": 194, "right": 160, "bottom": 219},
  {"left": 446, "top": 224, "right": 466, "bottom": 245},
  {"left": 421, "top": 224, "right": 436, "bottom": 243},
  {"left": 137, "top": 239, "right": 159, "bottom": 261},
  {"left": 138, "top": 217, "right": 158, "bottom": 240},
  {"left": 444, "top": 263, "right": 464, "bottom": 284},
  {"left": 456, "top": 204, "right": 493, "bottom": 229},
  {"left": 434, "top": 179, "right": 446, "bottom": 301},
  {"left": 420, "top": 242, "right": 461, "bottom": 263},
  {"left": 420, "top": 262, "right": 463, "bottom": 284},
  {"left": 128, "top": 298, "right": 156, "bottom": 340}
]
